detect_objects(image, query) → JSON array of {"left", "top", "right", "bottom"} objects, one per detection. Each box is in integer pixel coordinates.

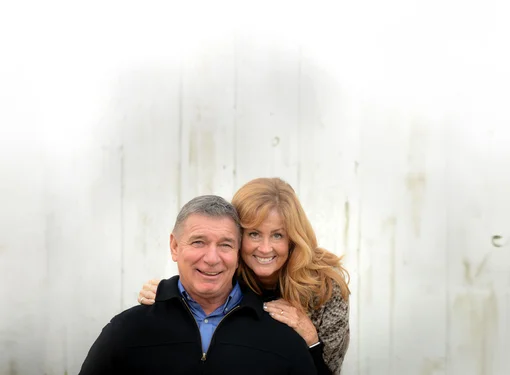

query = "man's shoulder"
[
  {"left": 232, "top": 288, "right": 309, "bottom": 352},
  {"left": 155, "top": 275, "right": 180, "bottom": 301},
  {"left": 109, "top": 303, "right": 154, "bottom": 328}
]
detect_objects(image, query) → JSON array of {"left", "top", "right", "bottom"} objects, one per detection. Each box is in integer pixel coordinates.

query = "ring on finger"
[
  {"left": 139, "top": 296, "right": 145, "bottom": 304},
  {"left": 280, "top": 309, "right": 284, "bottom": 315}
]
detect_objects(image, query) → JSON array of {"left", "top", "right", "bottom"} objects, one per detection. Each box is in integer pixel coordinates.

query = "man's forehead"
[{"left": 182, "top": 214, "right": 239, "bottom": 236}]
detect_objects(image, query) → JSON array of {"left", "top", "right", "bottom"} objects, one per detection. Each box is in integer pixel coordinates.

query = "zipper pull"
[{"left": 201, "top": 353, "right": 207, "bottom": 361}]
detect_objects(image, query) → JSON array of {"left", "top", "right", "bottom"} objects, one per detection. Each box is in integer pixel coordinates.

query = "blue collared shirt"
[{"left": 178, "top": 280, "right": 243, "bottom": 353}]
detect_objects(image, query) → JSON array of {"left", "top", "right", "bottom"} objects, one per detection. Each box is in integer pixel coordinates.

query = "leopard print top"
[{"left": 309, "top": 281, "right": 350, "bottom": 375}]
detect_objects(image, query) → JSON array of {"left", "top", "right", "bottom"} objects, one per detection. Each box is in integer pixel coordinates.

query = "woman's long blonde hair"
[{"left": 232, "top": 177, "right": 350, "bottom": 312}]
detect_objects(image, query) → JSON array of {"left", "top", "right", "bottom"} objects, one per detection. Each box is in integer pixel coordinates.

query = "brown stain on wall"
[
  {"left": 420, "top": 358, "right": 445, "bottom": 375},
  {"left": 382, "top": 216, "right": 397, "bottom": 367},
  {"left": 405, "top": 172, "right": 426, "bottom": 238},
  {"left": 188, "top": 128, "right": 198, "bottom": 165},
  {"left": 463, "top": 254, "right": 490, "bottom": 285},
  {"left": 138, "top": 212, "right": 151, "bottom": 256},
  {"left": 458, "top": 253, "right": 498, "bottom": 373},
  {"left": 189, "top": 127, "right": 216, "bottom": 194},
  {"left": 406, "top": 122, "right": 428, "bottom": 239},
  {"left": 8, "top": 359, "right": 18, "bottom": 375},
  {"left": 452, "top": 289, "right": 498, "bottom": 375}
]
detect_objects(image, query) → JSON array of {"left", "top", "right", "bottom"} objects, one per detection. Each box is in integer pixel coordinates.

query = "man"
[{"left": 79, "top": 195, "right": 317, "bottom": 375}]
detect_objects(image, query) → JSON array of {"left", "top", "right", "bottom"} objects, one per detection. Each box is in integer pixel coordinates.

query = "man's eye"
[
  {"left": 220, "top": 243, "right": 233, "bottom": 248},
  {"left": 192, "top": 241, "right": 204, "bottom": 246}
]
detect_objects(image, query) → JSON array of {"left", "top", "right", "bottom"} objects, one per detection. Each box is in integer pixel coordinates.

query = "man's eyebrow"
[
  {"left": 187, "top": 235, "right": 236, "bottom": 243},
  {"left": 218, "top": 237, "right": 236, "bottom": 243},
  {"left": 188, "top": 234, "right": 206, "bottom": 242}
]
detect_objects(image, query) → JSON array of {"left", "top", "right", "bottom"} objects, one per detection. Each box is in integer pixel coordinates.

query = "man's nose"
[{"left": 203, "top": 245, "right": 221, "bottom": 264}]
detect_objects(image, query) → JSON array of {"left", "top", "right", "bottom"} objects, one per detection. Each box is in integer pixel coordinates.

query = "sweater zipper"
[
  {"left": 180, "top": 297, "right": 205, "bottom": 361},
  {"left": 200, "top": 305, "right": 241, "bottom": 362}
]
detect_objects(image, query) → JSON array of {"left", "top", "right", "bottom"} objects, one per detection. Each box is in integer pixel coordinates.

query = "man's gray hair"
[{"left": 172, "top": 195, "right": 241, "bottom": 243}]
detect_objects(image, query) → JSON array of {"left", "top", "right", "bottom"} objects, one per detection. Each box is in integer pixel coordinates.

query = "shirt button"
[{"left": 204, "top": 319, "right": 208, "bottom": 323}]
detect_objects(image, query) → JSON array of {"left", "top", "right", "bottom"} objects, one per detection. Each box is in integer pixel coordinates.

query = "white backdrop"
[{"left": 1, "top": 1, "right": 509, "bottom": 374}]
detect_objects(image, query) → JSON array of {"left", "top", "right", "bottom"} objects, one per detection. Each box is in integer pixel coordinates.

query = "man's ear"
[{"left": 170, "top": 233, "right": 179, "bottom": 262}]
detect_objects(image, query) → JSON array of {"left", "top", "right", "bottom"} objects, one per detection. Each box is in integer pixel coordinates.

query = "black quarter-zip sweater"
[{"left": 79, "top": 276, "right": 318, "bottom": 375}]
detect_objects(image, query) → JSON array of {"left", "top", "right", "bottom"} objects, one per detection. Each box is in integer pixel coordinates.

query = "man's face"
[{"left": 171, "top": 214, "right": 239, "bottom": 306}]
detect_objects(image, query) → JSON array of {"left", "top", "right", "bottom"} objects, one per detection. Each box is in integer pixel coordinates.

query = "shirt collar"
[{"left": 177, "top": 279, "right": 243, "bottom": 315}]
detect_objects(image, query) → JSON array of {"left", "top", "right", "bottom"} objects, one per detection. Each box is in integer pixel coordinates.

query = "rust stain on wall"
[{"left": 405, "top": 172, "right": 426, "bottom": 238}]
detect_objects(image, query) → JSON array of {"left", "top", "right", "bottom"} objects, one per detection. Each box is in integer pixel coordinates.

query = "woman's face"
[{"left": 241, "top": 209, "right": 290, "bottom": 288}]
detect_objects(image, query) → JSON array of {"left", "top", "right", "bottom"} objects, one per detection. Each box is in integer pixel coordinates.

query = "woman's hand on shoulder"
[
  {"left": 137, "top": 279, "right": 160, "bottom": 305},
  {"left": 263, "top": 299, "right": 319, "bottom": 346}
]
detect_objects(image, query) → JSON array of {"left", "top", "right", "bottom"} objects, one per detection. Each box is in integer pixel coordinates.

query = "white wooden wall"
[{"left": 1, "top": 1, "right": 509, "bottom": 374}]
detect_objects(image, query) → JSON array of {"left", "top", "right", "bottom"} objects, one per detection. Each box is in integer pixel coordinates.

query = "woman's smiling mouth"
[{"left": 254, "top": 256, "right": 276, "bottom": 264}]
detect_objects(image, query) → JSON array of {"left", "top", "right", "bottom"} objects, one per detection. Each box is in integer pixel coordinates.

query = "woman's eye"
[
  {"left": 273, "top": 233, "right": 283, "bottom": 239},
  {"left": 248, "top": 232, "right": 259, "bottom": 238}
]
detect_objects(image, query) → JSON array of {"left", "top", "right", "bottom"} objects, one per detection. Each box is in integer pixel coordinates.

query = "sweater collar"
[{"left": 156, "top": 275, "right": 264, "bottom": 319}]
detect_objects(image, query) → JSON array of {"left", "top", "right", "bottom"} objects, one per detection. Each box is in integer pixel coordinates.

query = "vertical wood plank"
[
  {"left": 40, "top": 72, "right": 124, "bottom": 373},
  {"left": 295, "top": 56, "right": 361, "bottom": 374},
  {"left": 357, "top": 106, "right": 448, "bottom": 375},
  {"left": 117, "top": 65, "right": 182, "bottom": 309},
  {"left": 179, "top": 39, "right": 237, "bottom": 203},
  {"left": 446, "top": 117, "right": 510, "bottom": 375},
  {"left": 234, "top": 38, "right": 301, "bottom": 188}
]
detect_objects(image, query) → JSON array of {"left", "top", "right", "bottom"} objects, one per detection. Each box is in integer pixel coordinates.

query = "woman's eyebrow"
[{"left": 271, "top": 228, "right": 285, "bottom": 233}]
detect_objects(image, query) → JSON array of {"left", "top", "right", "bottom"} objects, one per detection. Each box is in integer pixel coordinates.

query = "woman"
[{"left": 139, "top": 178, "right": 350, "bottom": 374}]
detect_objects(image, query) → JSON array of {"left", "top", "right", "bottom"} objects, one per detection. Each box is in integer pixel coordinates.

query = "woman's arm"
[
  {"left": 312, "top": 282, "right": 350, "bottom": 375},
  {"left": 137, "top": 279, "right": 160, "bottom": 305}
]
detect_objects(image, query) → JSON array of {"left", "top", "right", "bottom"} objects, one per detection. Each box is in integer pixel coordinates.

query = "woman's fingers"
[
  {"left": 263, "top": 301, "right": 298, "bottom": 326},
  {"left": 138, "top": 290, "right": 155, "bottom": 305},
  {"left": 143, "top": 279, "right": 160, "bottom": 294},
  {"left": 138, "top": 279, "right": 160, "bottom": 305},
  {"left": 263, "top": 299, "right": 319, "bottom": 345},
  {"left": 264, "top": 300, "right": 297, "bottom": 317},
  {"left": 264, "top": 303, "right": 294, "bottom": 325}
]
